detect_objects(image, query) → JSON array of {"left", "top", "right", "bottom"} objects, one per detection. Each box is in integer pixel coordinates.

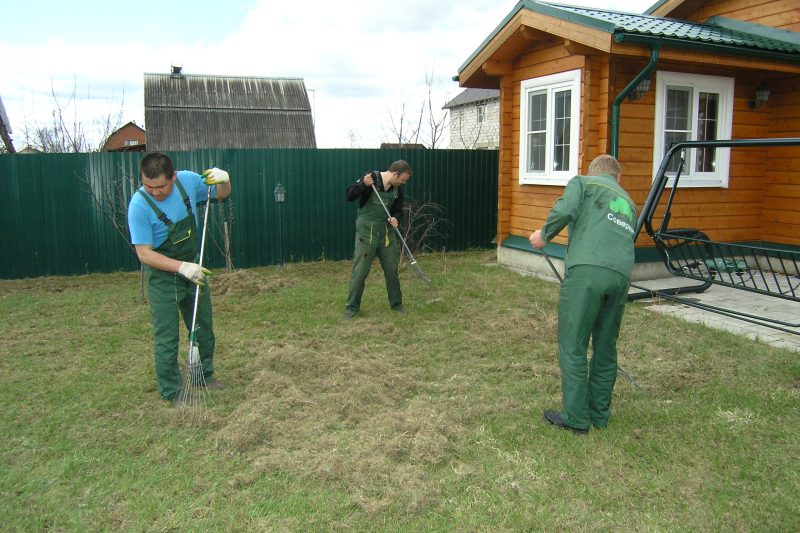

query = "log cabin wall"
[
  {"left": 678, "top": 0, "right": 800, "bottom": 32},
  {"left": 499, "top": 40, "right": 611, "bottom": 246},
  {"left": 763, "top": 75, "right": 800, "bottom": 244}
]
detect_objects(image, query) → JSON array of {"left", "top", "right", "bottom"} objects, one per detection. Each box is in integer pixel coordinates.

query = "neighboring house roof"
[
  {"left": 102, "top": 121, "right": 146, "bottom": 152},
  {"left": 17, "top": 146, "right": 42, "bottom": 154},
  {"left": 443, "top": 89, "right": 500, "bottom": 109},
  {"left": 458, "top": 0, "right": 800, "bottom": 85},
  {"left": 379, "top": 143, "right": 426, "bottom": 149},
  {"left": 144, "top": 72, "right": 316, "bottom": 151}
]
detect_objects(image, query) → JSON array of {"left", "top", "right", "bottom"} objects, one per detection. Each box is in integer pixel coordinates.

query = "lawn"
[{"left": 1, "top": 250, "right": 798, "bottom": 531}]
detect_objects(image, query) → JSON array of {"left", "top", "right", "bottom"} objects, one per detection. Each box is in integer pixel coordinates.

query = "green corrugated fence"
[{"left": 0, "top": 148, "right": 498, "bottom": 279}]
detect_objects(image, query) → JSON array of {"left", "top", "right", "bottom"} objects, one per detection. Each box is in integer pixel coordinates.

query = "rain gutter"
[
  {"left": 614, "top": 33, "right": 800, "bottom": 64},
  {"left": 610, "top": 45, "right": 659, "bottom": 158}
]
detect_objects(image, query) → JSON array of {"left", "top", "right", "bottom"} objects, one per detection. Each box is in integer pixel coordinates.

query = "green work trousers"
[
  {"left": 557, "top": 265, "right": 629, "bottom": 429},
  {"left": 346, "top": 218, "right": 403, "bottom": 312},
  {"left": 147, "top": 269, "right": 215, "bottom": 400}
]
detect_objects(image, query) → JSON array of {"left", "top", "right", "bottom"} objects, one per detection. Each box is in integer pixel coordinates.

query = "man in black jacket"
[{"left": 343, "top": 160, "right": 412, "bottom": 319}]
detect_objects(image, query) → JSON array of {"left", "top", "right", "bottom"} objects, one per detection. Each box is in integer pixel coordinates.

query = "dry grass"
[{"left": 1, "top": 250, "right": 798, "bottom": 531}]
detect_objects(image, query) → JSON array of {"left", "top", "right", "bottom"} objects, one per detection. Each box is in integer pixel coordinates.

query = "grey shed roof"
[
  {"left": 443, "top": 88, "right": 500, "bottom": 109},
  {"left": 144, "top": 73, "right": 316, "bottom": 151}
]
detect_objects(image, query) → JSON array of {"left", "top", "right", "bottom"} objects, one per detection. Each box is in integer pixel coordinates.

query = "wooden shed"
[
  {"left": 144, "top": 69, "right": 316, "bottom": 151},
  {"left": 456, "top": 0, "right": 800, "bottom": 279}
]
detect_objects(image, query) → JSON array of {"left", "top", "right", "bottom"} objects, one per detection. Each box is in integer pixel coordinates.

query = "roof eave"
[
  {"left": 615, "top": 32, "right": 800, "bottom": 64},
  {"left": 457, "top": 1, "right": 613, "bottom": 87}
]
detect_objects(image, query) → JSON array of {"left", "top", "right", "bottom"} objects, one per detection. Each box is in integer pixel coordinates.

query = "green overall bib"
[
  {"left": 139, "top": 181, "right": 215, "bottom": 401},
  {"left": 345, "top": 179, "right": 403, "bottom": 312}
]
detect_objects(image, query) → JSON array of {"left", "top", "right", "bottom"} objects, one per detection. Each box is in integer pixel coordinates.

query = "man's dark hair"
[
  {"left": 140, "top": 152, "right": 175, "bottom": 180},
  {"left": 388, "top": 160, "right": 412, "bottom": 175}
]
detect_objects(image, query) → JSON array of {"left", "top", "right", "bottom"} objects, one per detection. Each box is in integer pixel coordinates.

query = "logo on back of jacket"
[{"left": 607, "top": 197, "right": 634, "bottom": 235}]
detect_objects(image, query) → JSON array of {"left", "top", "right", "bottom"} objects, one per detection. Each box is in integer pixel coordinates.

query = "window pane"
[
  {"left": 665, "top": 88, "right": 690, "bottom": 130},
  {"left": 527, "top": 132, "right": 546, "bottom": 172},
  {"left": 664, "top": 87, "right": 692, "bottom": 174},
  {"left": 528, "top": 92, "right": 546, "bottom": 132},
  {"left": 696, "top": 92, "right": 719, "bottom": 172},
  {"left": 526, "top": 90, "right": 547, "bottom": 172},
  {"left": 664, "top": 131, "right": 690, "bottom": 174},
  {"left": 553, "top": 90, "right": 571, "bottom": 171}
]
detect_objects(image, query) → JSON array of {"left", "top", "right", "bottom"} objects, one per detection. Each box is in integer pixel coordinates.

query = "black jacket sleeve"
[
  {"left": 346, "top": 171, "right": 403, "bottom": 219},
  {"left": 346, "top": 172, "right": 376, "bottom": 208}
]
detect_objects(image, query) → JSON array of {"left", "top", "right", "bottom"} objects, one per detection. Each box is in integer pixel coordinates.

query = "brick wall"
[{"left": 448, "top": 99, "right": 500, "bottom": 149}]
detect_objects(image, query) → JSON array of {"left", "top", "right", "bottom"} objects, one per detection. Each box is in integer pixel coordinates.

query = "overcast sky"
[{"left": 0, "top": 0, "right": 651, "bottom": 149}]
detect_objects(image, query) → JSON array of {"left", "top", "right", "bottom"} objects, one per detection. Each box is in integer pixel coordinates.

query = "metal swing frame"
[{"left": 628, "top": 137, "right": 800, "bottom": 335}]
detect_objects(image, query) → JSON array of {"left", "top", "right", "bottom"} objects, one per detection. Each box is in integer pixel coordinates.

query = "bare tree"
[
  {"left": 421, "top": 70, "right": 448, "bottom": 149},
  {"left": 386, "top": 102, "right": 423, "bottom": 146},
  {"left": 384, "top": 67, "right": 451, "bottom": 148},
  {"left": 75, "top": 165, "right": 147, "bottom": 300},
  {"left": 21, "top": 79, "right": 125, "bottom": 153}
]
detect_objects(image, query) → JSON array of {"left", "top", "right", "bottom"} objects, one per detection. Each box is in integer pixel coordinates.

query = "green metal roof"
[
  {"left": 547, "top": 2, "right": 800, "bottom": 53},
  {"left": 458, "top": 0, "right": 800, "bottom": 75}
]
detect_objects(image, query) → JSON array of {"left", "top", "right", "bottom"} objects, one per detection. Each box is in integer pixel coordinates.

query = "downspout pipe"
[{"left": 610, "top": 44, "right": 659, "bottom": 158}]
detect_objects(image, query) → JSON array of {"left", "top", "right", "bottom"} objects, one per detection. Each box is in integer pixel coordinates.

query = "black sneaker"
[{"left": 543, "top": 410, "right": 589, "bottom": 435}]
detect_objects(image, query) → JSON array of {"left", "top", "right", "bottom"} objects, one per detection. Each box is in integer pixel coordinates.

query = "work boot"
[
  {"left": 343, "top": 309, "right": 357, "bottom": 320},
  {"left": 391, "top": 305, "right": 407, "bottom": 313},
  {"left": 204, "top": 379, "right": 225, "bottom": 390},
  {"left": 543, "top": 410, "right": 589, "bottom": 435}
]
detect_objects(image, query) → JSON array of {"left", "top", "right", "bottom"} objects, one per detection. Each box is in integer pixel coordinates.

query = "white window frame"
[
  {"left": 653, "top": 71, "right": 734, "bottom": 188},
  {"left": 477, "top": 104, "right": 486, "bottom": 124},
  {"left": 519, "top": 69, "right": 581, "bottom": 185}
]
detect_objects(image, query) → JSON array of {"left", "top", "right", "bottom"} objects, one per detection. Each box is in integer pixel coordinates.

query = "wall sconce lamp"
[
  {"left": 628, "top": 77, "right": 652, "bottom": 101},
  {"left": 748, "top": 82, "right": 770, "bottom": 109},
  {"left": 274, "top": 183, "right": 286, "bottom": 267},
  {"left": 273, "top": 183, "right": 286, "bottom": 203}
]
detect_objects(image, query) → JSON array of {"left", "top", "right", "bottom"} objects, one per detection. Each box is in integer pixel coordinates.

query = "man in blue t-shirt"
[{"left": 127, "top": 152, "right": 232, "bottom": 404}]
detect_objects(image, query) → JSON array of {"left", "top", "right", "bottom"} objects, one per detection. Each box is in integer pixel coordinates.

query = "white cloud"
[{"left": 0, "top": 0, "right": 650, "bottom": 149}]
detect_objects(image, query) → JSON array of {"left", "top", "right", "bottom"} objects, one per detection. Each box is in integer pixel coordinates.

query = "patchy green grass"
[{"left": 1, "top": 251, "right": 798, "bottom": 531}]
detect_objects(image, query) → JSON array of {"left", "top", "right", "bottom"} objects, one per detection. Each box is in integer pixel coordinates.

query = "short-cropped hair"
[
  {"left": 588, "top": 154, "right": 621, "bottom": 178},
  {"left": 388, "top": 160, "right": 412, "bottom": 175},
  {"left": 140, "top": 152, "right": 175, "bottom": 180}
]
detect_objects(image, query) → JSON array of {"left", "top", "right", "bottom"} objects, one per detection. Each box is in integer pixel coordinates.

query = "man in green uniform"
[
  {"left": 530, "top": 155, "right": 636, "bottom": 435},
  {"left": 127, "top": 153, "right": 232, "bottom": 404},
  {"left": 343, "top": 160, "right": 412, "bottom": 319}
]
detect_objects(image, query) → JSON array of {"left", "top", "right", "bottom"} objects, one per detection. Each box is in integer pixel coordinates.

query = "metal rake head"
[
  {"left": 410, "top": 260, "right": 432, "bottom": 286},
  {"left": 176, "top": 346, "right": 214, "bottom": 412}
]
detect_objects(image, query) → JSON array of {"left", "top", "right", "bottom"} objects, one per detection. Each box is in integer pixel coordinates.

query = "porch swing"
[{"left": 628, "top": 137, "right": 800, "bottom": 335}]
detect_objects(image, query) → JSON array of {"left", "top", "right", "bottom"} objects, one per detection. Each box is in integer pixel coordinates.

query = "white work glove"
[
  {"left": 178, "top": 262, "right": 212, "bottom": 286},
  {"left": 201, "top": 167, "right": 230, "bottom": 185}
]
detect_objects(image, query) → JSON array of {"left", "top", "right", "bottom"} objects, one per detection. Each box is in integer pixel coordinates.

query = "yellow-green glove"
[
  {"left": 178, "top": 262, "right": 212, "bottom": 286},
  {"left": 201, "top": 167, "right": 230, "bottom": 186}
]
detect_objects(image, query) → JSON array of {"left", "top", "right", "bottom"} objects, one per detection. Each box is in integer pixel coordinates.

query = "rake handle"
[
  {"left": 369, "top": 181, "right": 419, "bottom": 265},
  {"left": 188, "top": 185, "right": 213, "bottom": 356}
]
